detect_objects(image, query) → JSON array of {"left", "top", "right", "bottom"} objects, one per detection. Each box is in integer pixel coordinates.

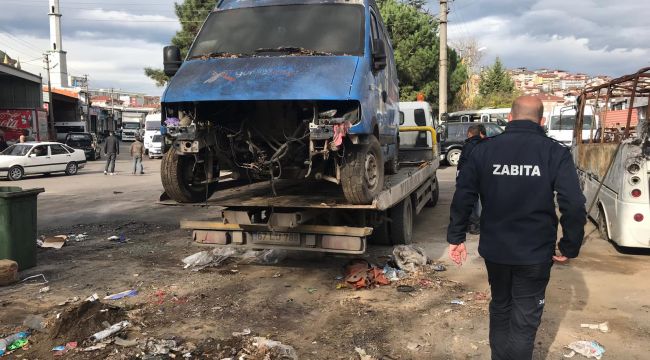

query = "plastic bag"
[
  {"left": 393, "top": 245, "right": 428, "bottom": 272},
  {"left": 565, "top": 340, "right": 606, "bottom": 359}
]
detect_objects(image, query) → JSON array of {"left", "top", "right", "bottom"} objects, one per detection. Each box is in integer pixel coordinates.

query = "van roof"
[{"left": 216, "top": 0, "right": 365, "bottom": 11}]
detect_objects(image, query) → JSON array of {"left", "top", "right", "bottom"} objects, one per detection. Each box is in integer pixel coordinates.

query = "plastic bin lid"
[{"left": 0, "top": 187, "right": 45, "bottom": 198}]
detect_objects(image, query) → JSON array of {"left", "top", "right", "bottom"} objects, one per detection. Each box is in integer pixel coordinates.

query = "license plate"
[{"left": 252, "top": 232, "right": 300, "bottom": 245}]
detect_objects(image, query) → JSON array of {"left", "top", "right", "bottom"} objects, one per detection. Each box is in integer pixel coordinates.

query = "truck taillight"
[
  {"left": 631, "top": 189, "right": 642, "bottom": 198},
  {"left": 634, "top": 214, "right": 644, "bottom": 222}
]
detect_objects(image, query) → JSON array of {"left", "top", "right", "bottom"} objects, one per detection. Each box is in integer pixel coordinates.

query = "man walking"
[
  {"left": 457, "top": 124, "right": 487, "bottom": 234},
  {"left": 447, "top": 96, "right": 586, "bottom": 359},
  {"left": 130, "top": 136, "right": 145, "bottom": 175},
  {"left": 103, "top": 131, "right": 120, "bottom": 175}
]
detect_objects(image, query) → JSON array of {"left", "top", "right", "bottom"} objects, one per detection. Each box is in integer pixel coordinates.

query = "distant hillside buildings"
[{"left": 508, "top": 67, "right": 613, "bottom": 97}]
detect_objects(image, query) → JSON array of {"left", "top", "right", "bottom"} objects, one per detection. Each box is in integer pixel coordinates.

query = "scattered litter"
[
  {"left": 52, "top": 345, "right": 66, "bottom": 351},
  {"left": 307, "top": 288, "right": 318, "bottom": 294},
  {"left": 145, "top": 339, "right": 179, "bottom": 355},
  {"left": 68, "top": 233, "right": 88, "bottom": 242},
  {"left": 90, "top": 320, "right": 130, "bottom": 342},
  {"left": 336, "top": 283, "right": 347, "bottom": 290},
  {"left": 397, "top": 285, "right": 416, "bottom": 293},
  {"left": 7, "top": 338, "right": 28, "bottom": 351},
  {"left": 580, "top": 322, "right": 610, "bottom": 333},
  {"left": 564, "top": 340, "right": 605, "bottom": 359},
  {"left": 52, "top": 342, "right": 78, "bottom": 356},
  {"left": 232, "top": 329, "right": 252, "bottom": 337},
  {"left": 334, "top": 275, "right": 343, "bottom": 281},
  {"left": 393, "top": 245, "right": 428, "bottom": 272},
  {"left": 114, "top": 338, "right": 138, "bottom": 347},
  {"left": 182, "top": 248, "right": 287, "bottom": 271},
  {"left": 108, "top": 234, "right": 127, "bottom": 243},
  {"left": 345, "top": 259, "right": 390, "bottom": 289},
  {"left": 470, "top": 343, "right": 479, "bottom": 351},
  {"left": 39, "top": 286, "right": 50, "bottom": 293},
  {"left": 81, "top": 343, "right": 107, "bottom": 352},
  {"left": 0, "top": 332, "right": 29, "bottom": 356},
  {"left": 253, "top": 337, "right": 298, "bottom": 360},
  {"left": 104, "top": 289, "right": 138, "bottom": 300},
  {"left": 113, "top": 191, "right": 123, "bottom": 194},
  {"left": 40, "top": 235, "right": 68, "bottom": 249},
  {"left": 382, "top": 265, "right": 407, "bottom": 282},
  {"left": 0, "top": 260, "right": 19, "bottom": 286},
  {"left": 19, "top": 273, "right": 48, "bottom": 284},
  {"left": 450, "top": 299, "right": 465, "bottom": 305},
  {"left": 272, "top": 273, "right": 282, "bottom": 278},
  {"left": 23, "top": 315, "right": 45, "bottom": 330},
  {"left": 85, "top": 293, "right": 99, "bottom": 302},
  {"left": 432, "top": 264, "right": 447, "bottom": 272}
]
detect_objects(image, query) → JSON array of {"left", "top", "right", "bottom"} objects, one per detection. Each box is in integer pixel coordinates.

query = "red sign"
[{"left": 0, "top": 110, "right": 35, "bottom": 142}]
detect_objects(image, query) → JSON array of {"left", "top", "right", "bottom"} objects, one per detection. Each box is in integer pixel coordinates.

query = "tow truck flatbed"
[{"left": 168, "top": 126, "right": 441, "bottom": 254}]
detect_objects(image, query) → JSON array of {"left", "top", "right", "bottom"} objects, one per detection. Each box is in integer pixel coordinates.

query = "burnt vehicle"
[{"left": 159, "top": 0, "right": 400, "bottom": 204}]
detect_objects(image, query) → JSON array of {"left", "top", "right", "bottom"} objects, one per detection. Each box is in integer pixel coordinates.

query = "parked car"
[
  {"left": 438, "top": 122, "right": 503, "bottom": 166},
  {"left": 64, "top": 132, "right": 101, "bottom": 160},
  {"left": 159, "top": 0, "right": 400, "bottom": 204},
  {"left": 148, "top": 134, "right": 163, "bottom": 159},
  {"left": 0, "top": 142, "right": 87, "bottom": 180}
]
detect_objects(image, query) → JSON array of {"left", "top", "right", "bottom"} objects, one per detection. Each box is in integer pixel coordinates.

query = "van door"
[{"left": 369, "top": 9, "right": 395, "bottom": 146}]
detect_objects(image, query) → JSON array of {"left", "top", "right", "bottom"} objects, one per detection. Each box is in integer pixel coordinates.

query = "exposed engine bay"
[{"left": 163, "top": 100, "right": 362, "bottom": 185}]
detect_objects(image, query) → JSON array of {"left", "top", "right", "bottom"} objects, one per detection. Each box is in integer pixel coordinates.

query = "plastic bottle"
[{"left": 0, "top": 332, "right": 29, "bottom": 355}]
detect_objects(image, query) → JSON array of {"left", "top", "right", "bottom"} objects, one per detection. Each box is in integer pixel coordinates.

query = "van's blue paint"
[
  {"left": 162, "top": 0, "right": 399, "bottom": 161},
  {"left": 162, "top": 56, "right": 360, "bottom": 102}
]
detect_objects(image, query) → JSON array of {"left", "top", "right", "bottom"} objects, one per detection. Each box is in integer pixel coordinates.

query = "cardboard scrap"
[{"left": 41, "top": 235, "right": 68, "bottom": 249}]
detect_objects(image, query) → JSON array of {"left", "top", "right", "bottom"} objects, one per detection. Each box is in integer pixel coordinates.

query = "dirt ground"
[{"left": 1, "top": 149, "right": 649, "bottom": 359}]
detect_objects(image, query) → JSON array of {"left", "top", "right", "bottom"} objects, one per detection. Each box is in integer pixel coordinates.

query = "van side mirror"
[
  {"left": 399, "top": 112, "right": 405, "bottom": 125},
  {"left": 372, "top": 39, "right": 387, "bottom": 71},
  {"left": 163, "top": 45, "right": 182, "bottom": 77}
]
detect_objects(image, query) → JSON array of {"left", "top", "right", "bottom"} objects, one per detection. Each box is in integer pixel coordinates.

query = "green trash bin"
[{"left": 0, "top": 187, "right": 45, "bottom": 270}]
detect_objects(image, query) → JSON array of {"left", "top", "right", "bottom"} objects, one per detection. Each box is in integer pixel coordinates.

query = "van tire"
[
  {"left": 391, "top": 196, "right": 413, "bottom": 245},
  {"left": 161, "top": 148, "right": 218, "bottom": 203},
  {"left": 341, "top": 135, "right": 384, "bottom": 205},
  {"left": 446, "top": 148, "right": 462, "bottom": 166}
]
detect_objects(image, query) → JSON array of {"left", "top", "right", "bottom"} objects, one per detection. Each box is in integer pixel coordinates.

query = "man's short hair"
[{"left": 467, "top": 124, "right": 487, "bottom": 137}]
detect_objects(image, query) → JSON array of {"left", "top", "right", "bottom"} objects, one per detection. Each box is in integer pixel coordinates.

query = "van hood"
[{"left": 162, "top": 56, "right": 360, "bottom": 103}]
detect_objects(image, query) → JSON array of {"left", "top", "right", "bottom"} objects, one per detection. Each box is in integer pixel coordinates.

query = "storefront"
[{"left": 0, "top": 63, "right": 47, "bottom": 143}]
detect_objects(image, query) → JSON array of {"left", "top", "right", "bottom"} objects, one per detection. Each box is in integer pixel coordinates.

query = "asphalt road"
[{"left": 4, "top": 143, "right": 650, "bottom": 358}]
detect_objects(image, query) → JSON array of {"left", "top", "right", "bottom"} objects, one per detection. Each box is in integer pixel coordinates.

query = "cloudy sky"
[{"left": 1, "top": 0, "right": 648, "bottom": 95}]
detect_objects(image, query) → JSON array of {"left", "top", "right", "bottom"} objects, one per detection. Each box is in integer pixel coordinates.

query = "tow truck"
[{"left": 162, "top": 126, "right": 440, "bottom": 254}]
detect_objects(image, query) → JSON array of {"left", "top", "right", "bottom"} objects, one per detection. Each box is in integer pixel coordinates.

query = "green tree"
[
  {"left": 377, "top": 0, "right": 467, "bottom": 108},
  {"left": 144, "top": 0, "right": 217, "bottom": 87},
  {"left": 474, "top": 57, "right": 517, "bottom": 108}
]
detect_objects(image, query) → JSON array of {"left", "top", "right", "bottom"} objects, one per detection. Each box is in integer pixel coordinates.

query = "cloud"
[
  {"left": 0, "top": 0, "right": 180, "bottom": 94},
  {"left": 436, "top": 0, "right": 650, "bottom": 76}
]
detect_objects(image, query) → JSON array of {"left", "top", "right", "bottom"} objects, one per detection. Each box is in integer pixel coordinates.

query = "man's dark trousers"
[
  {"left": 105, "top": 153, "right": 117, "bottom": 173},
  {"left": 485, "top": 260, "right": 553, "bottom": 360}
]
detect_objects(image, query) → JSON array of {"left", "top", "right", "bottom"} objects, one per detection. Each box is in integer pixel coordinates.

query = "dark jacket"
[
  {"left": 104, "top": 135, "right": 120, "bottom": 155},
  {"left": 457, "top": 135, "right": 483, "bottom": 173},
  {"left": 447, "top": 120, "right": 586, "bottom": 265}
]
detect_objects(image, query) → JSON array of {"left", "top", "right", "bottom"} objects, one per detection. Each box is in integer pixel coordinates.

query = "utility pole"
[
  {"left": 83, "top": 74, "right": 91, "bottom": 133},
  {"left": 43, "top": 53, "right": 55, "bottom": 140},
  {"left": 110, "top": 87, "right": 114, "bottom": 132},
  {"left": 438, "top": 0, "right": 449, "bottom": 120}
]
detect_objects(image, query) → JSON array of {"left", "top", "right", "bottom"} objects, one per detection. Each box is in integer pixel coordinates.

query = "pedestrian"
[
  {"left": 447, "top": 96, "right": 586, "bottom": 360},
  {"left": 130, "top": 136, "right": 145, "bottom": 175},
  {"left": 457, "top": 124, "right": 487, "bottom": 235},
  {"left": 19, "top": 129, "right": 30, "bottom": 143},
  {"left": 103, "top": 131, "right": 120, "bottom": 175}
]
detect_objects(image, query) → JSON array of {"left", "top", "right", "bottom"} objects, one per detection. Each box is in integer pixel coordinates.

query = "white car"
[
  {"left": 0, "top": 142, "right": 87, "bottom": 181},
  {"left": 148, "top": 134, "right": 163, "bottom": 159}
]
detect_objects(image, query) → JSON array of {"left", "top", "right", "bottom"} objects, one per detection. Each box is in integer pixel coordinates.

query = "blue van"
[{"left": 160, "top": 0, "right": 400, "bottom": 204}]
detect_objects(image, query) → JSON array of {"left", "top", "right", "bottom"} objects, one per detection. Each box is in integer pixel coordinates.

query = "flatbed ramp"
[{"left": 172, "top": 126, "right": 440, "bottom": 254}]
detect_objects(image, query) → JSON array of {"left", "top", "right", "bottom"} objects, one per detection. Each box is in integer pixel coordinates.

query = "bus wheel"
[{"left": 597, "top": 206, "right": 609, "bottom": 241}]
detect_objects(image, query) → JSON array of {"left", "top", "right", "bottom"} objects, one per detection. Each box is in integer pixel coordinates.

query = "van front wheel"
[
  {"left": 341, "top": 135, "right": 384, "bottom": 205},
  {"left": 161, "top": 148, "right": 219, "bottom": 203}
]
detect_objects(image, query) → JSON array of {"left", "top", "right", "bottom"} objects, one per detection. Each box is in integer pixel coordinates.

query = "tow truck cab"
[{"left": 159, "top": 0, "right": 400, "bottom": 205}]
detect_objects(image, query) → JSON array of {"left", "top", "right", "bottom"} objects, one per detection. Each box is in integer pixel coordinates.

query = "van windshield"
[
  {"left": 123, "top": 123, "right": 140, "bottom": 130},
  {"left": 550, "top": 115, "right": 593, "bottom": 130},
  {"left": 189, "top": 4, "right": 365, "bottom": 58}
]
